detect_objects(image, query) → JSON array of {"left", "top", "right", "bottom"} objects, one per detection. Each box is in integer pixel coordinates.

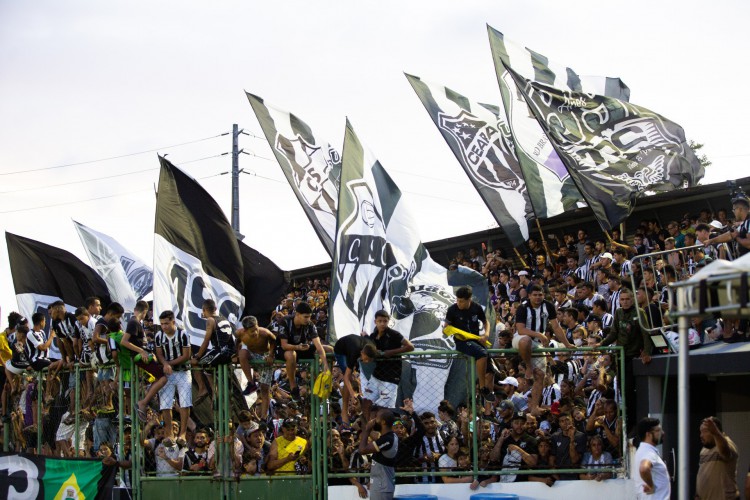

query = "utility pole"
[{"left": 231, "top": 124, "right": 245, "bottom": 240}]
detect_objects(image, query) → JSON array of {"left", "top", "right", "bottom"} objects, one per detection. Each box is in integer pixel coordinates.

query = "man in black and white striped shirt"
[
  {"left": 415, "top": 412, "right": 444, "bottom": 483},
  {"left": 514, "top": 285, "right": 572, "bottom": 414},
  {"left": 155, "top": 310, "right": 192, "bottom": 441}
]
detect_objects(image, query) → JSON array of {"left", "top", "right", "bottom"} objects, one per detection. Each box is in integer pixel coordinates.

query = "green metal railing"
[{"left": 2, "top": 345, "right": 627, "bottom": 499}]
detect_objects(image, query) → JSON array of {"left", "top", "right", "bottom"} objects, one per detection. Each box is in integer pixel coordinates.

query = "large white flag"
[
  {"left": 153, "top": 156, "right": 245, "bottom": 345},
  {"left": 74, "top": 220, "right": 153, "bottom": 312},
  {"left": 330, "top": 119, "right": 489, "bottom": 414},
  {"left": 246, "top": 93, "right": 341, "bottom": 256}
]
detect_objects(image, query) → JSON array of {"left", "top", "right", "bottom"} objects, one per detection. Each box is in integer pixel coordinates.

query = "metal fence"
[{"left": 1, "top": 346, "right": 626, "bottom": 499}]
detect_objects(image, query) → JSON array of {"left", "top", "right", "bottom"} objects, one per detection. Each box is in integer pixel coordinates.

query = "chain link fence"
[{"left": 1, "top": 346, "right": 626, "bottom": 497}]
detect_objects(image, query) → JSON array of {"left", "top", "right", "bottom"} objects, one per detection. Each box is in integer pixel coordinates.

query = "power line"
[
  {"left": 0, "top": 153, "right": 229, "bottom": 195},
  {"left": 0, "top": 170, "right": 227, "bottom": 214},
  {"left": 0, "top": 133, "right": 230, "bottom": 176}
]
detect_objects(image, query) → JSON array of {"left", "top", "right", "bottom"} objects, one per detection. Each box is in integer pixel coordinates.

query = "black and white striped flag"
[
  {"left": 488, "top": 26, "right": 630, "bottom": 219},
  {"left": 6, "top": 232, "right": 112, "bottom": 322},
  {"left": 74, "top": 220, "right": 153, "bottom": 312},
  {"left": 506, "top": 68, "right": 704, "bottom": 231},
  {"left": 153, "top": 156, "right": 245, "bottom": 345},
  {"left": 406, "top": 74, "right": 532, "bottom": 248},
  {"left": 330, "top": 119, "right": 488, "bottom": 413},
  {"left": 246, "top": 93, "right": 341, "bottom": 256}
]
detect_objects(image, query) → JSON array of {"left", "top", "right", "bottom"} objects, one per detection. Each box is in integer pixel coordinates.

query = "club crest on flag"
[
  {"left": 275, "top": 133, "right": 339, "bottom": 215},
  {"left": 437, "top": 109, "right": 523, "bottom": 192}
]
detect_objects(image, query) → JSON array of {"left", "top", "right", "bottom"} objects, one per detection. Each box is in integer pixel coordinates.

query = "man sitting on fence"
[{"left": 191, "top": 299, "right": 237, "bottom": 404}]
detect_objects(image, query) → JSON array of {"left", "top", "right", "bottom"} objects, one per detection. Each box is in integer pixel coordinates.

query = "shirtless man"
[{"left": 235, "top": 316, "right": 276, "bottom": 420}]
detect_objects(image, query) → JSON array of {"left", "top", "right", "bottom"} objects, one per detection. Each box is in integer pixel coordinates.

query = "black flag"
[
  {"left": 6, "top": 232, "right": 112, "bottom": 320},
  {"left": 506, "top": 67, "right": 704, "bottom": 231},
  {"left": 153, "top": 156, "right": 245, "bottom": 344},
  {"left": 238, "top": 240, "right": 289, "bottom": 327}
]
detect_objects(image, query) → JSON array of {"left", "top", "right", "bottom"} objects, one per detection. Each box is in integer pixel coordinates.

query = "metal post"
[
  {"left": 469, "top": 355, "right": 478, "bottom": 479},
  {"left": 677, "top": 289, "right": 690, "bottom": 500},
  {"left": 37, "top": 371, "right": 42, "bottom": 454},
  {"left": 132, "top": 371, "right": 141, "bottom": 500},
  {"left": 231, "top": 123, "right": 240, "bottom": 234},
  {"left": 74, "top": 365, "right": 80, "bottom": 454},
  {"left": 117, "top": 366, "right": 125, "bottom": 487}
]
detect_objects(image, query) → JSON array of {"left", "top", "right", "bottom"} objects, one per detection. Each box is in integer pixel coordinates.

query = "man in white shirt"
[{"left": 635, "top": 417, "right": 670, "bottom": 499}]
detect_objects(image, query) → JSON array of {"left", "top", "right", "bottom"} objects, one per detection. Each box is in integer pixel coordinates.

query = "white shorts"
[
  {"left": 512, "top": 333, "right": 548, "bottom": 372},
  {"left": 5, "top": 360, "right": 25, "bottom": 375},
  {"left": 159, "top": 370, "right": 193, "bottom": 410},
  {"left": 361, "top": 375, "right": 397, "bottom": 409}
]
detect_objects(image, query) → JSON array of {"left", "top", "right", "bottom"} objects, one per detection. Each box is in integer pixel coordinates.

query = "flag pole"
[
  {"left": 513, "top": 248, "right": 528, "bottom": 269},
  {"left": 535, "top": 218, "right": 553, "bottom": 262}
]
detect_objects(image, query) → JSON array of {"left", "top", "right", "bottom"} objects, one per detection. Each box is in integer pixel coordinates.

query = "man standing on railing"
[
  {"left": 444, "top": 286, "right": 494, "bottom": 403},
  {"left": 368, "top": 310, "right": 413, "bottom": 415},
  {"left": 235, "top": 316, "right": 276, "bottom": 419},
  {"left": 333, "top": 331, "right": 375, "bottom": 427},
  {"left": 154, "top": 310, "right": 192, "bottom": 442},
  {"left": 514, "top": 284, "right": 572, "bottom": 415}
]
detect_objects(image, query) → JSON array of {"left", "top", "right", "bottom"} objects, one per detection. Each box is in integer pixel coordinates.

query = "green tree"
[{"left": 688, "top": 140, "right": 712, "bottom": 169}]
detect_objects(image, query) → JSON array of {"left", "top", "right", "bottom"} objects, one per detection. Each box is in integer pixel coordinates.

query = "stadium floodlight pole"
[{"left": 231, "top": 124, "right": 250, "bottom": 240}]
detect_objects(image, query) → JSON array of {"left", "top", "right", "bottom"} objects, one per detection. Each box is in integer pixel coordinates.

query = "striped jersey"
[
  {"left": 26, "top": 329, "right": 50, "bottom": 362},
  {"left": 608, "top": 289, "right": 622, "bottom": 313},
  {"left": 155, "top": 329, "right": 190, "bottom": 364},
  {"left": 52, "top": 312, "right": 79, "bottom": 340},
  {"left": 516, "top": 300, "right": 557, "bottom": 333}
]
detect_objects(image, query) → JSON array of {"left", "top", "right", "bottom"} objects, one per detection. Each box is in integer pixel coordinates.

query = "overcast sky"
[{"left": 1, "top": 0, "right": 748, "bottom": 320}]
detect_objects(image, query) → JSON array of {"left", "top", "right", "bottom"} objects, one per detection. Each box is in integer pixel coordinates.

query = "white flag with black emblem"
[
  {"left": 506, "top": 67, "right": 704, "bottom": 231},
  {"left": 74, "top": 220, "right": 153, "bottom": 312},
  {"left": 488, "top": 26, "right": 631, "bottom": 219},
  {"left": 246, "top": 93, "right": 341, "bottom": 256},
  {"left": 406, "top": 74, "right": 532, "bottom": 248},
  {"left": 330, "top": 119, "right": 489, "bottom": 413},
  {"left": 153, "top": 156, "right": 245, "bottom": 345}
]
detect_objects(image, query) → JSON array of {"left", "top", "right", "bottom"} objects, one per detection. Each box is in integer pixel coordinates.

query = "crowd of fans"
[{"left": 0, "top": 196, "right": 748, "bottom": 492}]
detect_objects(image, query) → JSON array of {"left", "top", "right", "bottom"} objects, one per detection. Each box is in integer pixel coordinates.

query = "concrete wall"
[{"left": 329, "top": 478, "right": 636, "bottom": 500}]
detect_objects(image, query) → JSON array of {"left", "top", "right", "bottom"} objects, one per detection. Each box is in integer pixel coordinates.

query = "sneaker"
[
  {"left": 291, "top": 386, "right": 301, "bottom": 400},
  {"left": 243, "top": 381, "right": 258, "bottom": 396},
  {"left": 481, "top": 387, "right": 496, "bottom": 403}
]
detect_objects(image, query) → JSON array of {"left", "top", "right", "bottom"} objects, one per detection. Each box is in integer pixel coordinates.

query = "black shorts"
[
  {"left": 30, "top": 359, "right": 52, "bottom": 371},
  {"left": 199, "top": 347, "right": 233, "bottom": 367}
]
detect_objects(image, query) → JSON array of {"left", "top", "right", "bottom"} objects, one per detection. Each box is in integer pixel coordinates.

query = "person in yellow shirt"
[{"left": 266, "top": 419, "right": 307, "bottom": 474}]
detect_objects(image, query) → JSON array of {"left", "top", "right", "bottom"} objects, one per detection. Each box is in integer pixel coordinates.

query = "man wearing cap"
[
  {"left": 243, "top": 421, "right": 269, "bottom": 475},
  {"left": 705, "top": 193, "right": 750, "bottom": 340},
  {"left": 498, "top": 376, "right": 527, "bottom": 413},
  {"left": 267, "top": 418, "right": 307, "bottom": 474},
  {"left": 490, "top": 411, "right": 538, "bottom": 483}
]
